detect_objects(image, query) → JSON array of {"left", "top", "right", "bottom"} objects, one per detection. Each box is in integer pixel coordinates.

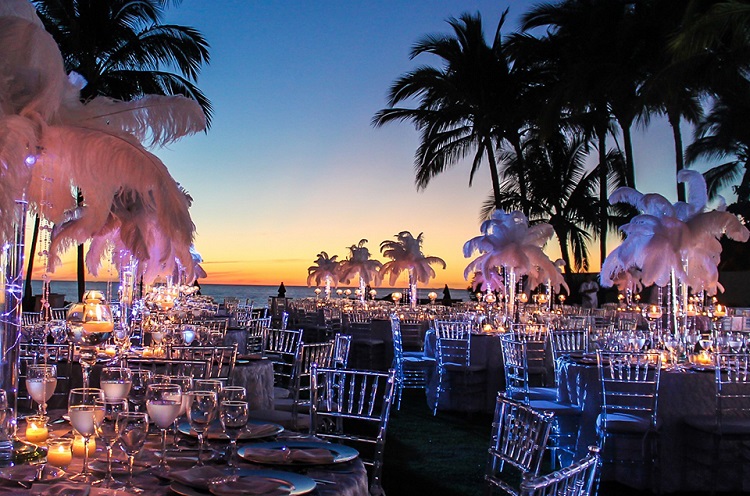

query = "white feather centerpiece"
[
  {"left": 379, "top": 231, "right": 446, "bottom": 308},
  {"left": 0, "top": 0, "right": 207, "bottom": 284},
  {"left": 603, "top": 170, "right": 749, "bottom": 296},
  {"left": 338, "top": 239, "right": 382, "bottom": 302},
  {"left": 307, "top": 251, "right": 341, "bottom": 300},
  {"left": 463, "top": 210, "right": 569, "bottom": 296}
]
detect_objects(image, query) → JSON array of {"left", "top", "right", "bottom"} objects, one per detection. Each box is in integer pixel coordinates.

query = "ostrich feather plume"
[
  {"left": 379, "top": 231, "right": 446, "bottom": 286},
  {"left": 463, "top": 210, "right": 568, "bottom": 293},
  {"left": 338, "top": 239, "right": 382, "bottom": 286},
  {"left": 307, "top": 252, "right": 341, "bottom": 287}
]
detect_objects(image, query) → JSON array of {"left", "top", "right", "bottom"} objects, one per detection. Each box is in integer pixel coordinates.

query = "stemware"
[
  {"left": 116, "top": 411, "right": 148, "bottom": 493},
  {"left": 68, "top": 388, "right": 105, "bottom": 482},
  {"left": 220, "top": 386, "right": 246, "bottom": 402},
  {"left": 698, "top": 334, "right": 714, "bottom": 353},
  {"left": 26, "top": 364, "right": 57, "bottom": 417},
  {"left": 194, "top": 379, "right": 223, "bottom": 396},
  {"left": 67, "top": 295, "right": 114, "bottom": 388},
  {"left": 94, "top": 397, "right": 128, "bottom": 488},
  {"left": 146, "top": 383, "right": 182, "bottom": 474},
  {"left": 170, "top": 376, "right": 193, "bottom": 445},
  {"left": 219, "top": 400, "right": 248, "bottom": 470},
  {"left": 100, "top": 366, "right": 133, "bottom": 401},
  {"left": 186, "top": 391, "right": 217, "bottom": 466},
  {"left": 129, "top": 369, "right": 152, "bottom": 412},
  {"left": 728, "top": 332, "right": 745, "bottom": 353},
  {"left": 112, "top": 321, "right": 132, "bottom": 362}
]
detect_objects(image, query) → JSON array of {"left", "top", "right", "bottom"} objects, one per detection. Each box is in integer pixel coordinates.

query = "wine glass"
[
  {"left": 698, "top": 333, "right": 714, "bottom": 353},
  {"left": 146, "top": 383, "right": 182, "bottom": 474},
  {"left": 68, "top": 388, "right": 105, "bottom": 482},
  {"left": 170, "top": 376, "right": 192, "bottom": 445},
  {"left": 67, "top": 295, "right": 114, "bottom": 388},
  {"left": 129, "top": 369, "right": 152, "bottom": 412},
  {"left": 220, "top": 386, "right": 246, "bottom": 402},
  {"left": 116, "top": 411, "right": 148, "bottom": 493},
  {"left": 186, "top": 391, "right": 217, "bottom": 466},
  {"left": 662, "top": 332, "right": 682, "bottom": 369},
  {"left": 219, "top": 400, "right": 248, "bottom": 471},
  {"left": 194, "top": 379, "right": 223, "bottom": 396},
  {"left": 728, "top": 332, "right": 745, "bottom": 353},
  {"left": 26, "top": 364, "right": 57, "bottom": 417},
  {"left": 100, "top": 367, "right": 132, "bottom": 401},
  {"left": 94, "top": 397, "right": 128, "bottom": 488},
  {"left": 112, "top": 321, "right": 132, "bottom": 362}
]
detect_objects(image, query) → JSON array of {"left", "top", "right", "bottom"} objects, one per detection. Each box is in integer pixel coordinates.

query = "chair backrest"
[
  {"left": 519, "top": 446, "right": 601, "bottom": 496},
  {"left": 172, "top": 344, "right": 238, "bottom": 381},
  {"left": 50, "top": 308, "right": 68, "bottom": 321},
  {"left": 125, "top": 357, "right": 210, "bottom": 380},
  {"left": 486, "top": 393, "right": 554, "bottom": 496},
  {"left": 264, "top": 328, "right": 303, "bottom": 388},
  {"left": 596, "top": 351, "right": 661, "bottom": 431},
  {"left": 245, "top": 317, "right": 272, "bottom": 354},
  {"left": 434, "top": 319, "right": 473, "bottom": 369},
  {"left": 310, "top": 366, "right": 396, "bottom": 495},
  {"left": 390, "top": 314, "right": 405, "bottom": 385},
  {"left": 333, "top": 333, "right": 352, "bottom": 368},
  {"left": 500, "top": 334, "right": 533, "bottom": 402},
  {"left": 715, "top": 353, "right": 750, "bottom": 430},
  {"left": 549, "top": 329, "right": 588, "bottom": 359}
]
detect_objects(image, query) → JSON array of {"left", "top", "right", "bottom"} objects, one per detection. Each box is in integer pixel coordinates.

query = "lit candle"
[
  {"left": 72, "top": 434, "right": 96, "bottom": 457},
  {"left": 686, "top": 304, "right": 697, "bottom": 317},
  {"left": 25, "top": 416, "right": 48, "bottom": 444},
  {"left": 715, "top": 304, "right": 726, "bottom": 317},
  {"left": 518, "top": 293, "right": 528, "bottom": 304},
  {"left": 104, "top": 345, "right": 117, "bottom": 357},
  {"left": 46, "top": 439, "right": 73, "bottom": 468},
  {"left": 647, "top": 305, "right": 662, "bottom": 319}
]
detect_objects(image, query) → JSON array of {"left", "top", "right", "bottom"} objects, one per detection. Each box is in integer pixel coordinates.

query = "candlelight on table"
[
  {"left": 25, "top": 415, "right": 48, "bottom": 444},
  {"left": 46, "top": 439, "right": 73, "bottom": 468},
  {"left": 72, "top": 434, "right": 96, "bottom": 457}
]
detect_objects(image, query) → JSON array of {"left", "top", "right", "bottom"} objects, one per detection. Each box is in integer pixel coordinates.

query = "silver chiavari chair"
[
  {"left": 391, "top": 313, "right": 433, "bottom": 409},
  {"left": 310, "top": 366, "right": 396, "bottom": 496},
  {"left": 245, "top": 316, "right": 272, "bottom": 354},
  {"left": 433, "top": 318, "right": 484, "bottom": 415},
  {"left": 263, "top": 328, "right": 303, "bottom": 390},
  {"left": 519, "top": 446, "right": 601, "bottom": 496},
  {"left": 172, "top": 344, "right": 238, "bottom": 383},
  {"left": 333, "top": 333, "right": 352, "bottom": 369},
  {"left": 485, "top": 393, "right": 554, "bottom": 496}
]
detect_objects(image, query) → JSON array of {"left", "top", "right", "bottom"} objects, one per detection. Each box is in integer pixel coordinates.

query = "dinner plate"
[
  {"left": 0, "top": 464, "right": 65, "bottom": 482},
  {"left": 169, "top": 469, "right": 316, "bottom": 496},
  {"left": 177, "top": 419, "right": 283, "bottom": 440},
  {"left": 89, "top": 459, "right": 148, "bottom": 475},
  {"left": 238, "top": 441, "right": 358, "bottom": 466}
]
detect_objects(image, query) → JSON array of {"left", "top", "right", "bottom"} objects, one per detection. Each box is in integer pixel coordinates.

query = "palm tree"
[
  {"left": 380, "top": 232, "right": 446, "bottom": 308},
  {"left": 31, "top": 0, "right": 211, "bottom": 301},
  {"left": 373, "top": 11, "right": 533, "bottom": 214},
  {"left": 518, "top": 0, "right": 645, "bottom": 267},
  {"left": 671, "top": 0, "right": 750, "bottom": 60},
  {"left": 488, "top": 130, "right": 627, "bottom": 279}
]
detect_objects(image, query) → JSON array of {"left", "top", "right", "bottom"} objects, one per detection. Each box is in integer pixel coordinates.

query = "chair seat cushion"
[
  {"left": 684, "top": 414, "right": 750, "bottom": 435},
  {"left": 403, "top": 355, "right": 435, "bottom": 365},
  {"left": 444, "top": 363, "right": 486, "bottom": 373},
  {"left": 248, "top": 408, "right": 311, "bottom": 430},
  {"left": 403, "top": 351, "right": 433, "bottom": 360},
  {"left": 529, "top": 400, "right": 582, "bottom": 415},
  {"left": 351, "top": 339, "right": 385, "bottom": 346},
  {"left": 597, "top": 412, "right": 659, "bottom": 434},
  {"left": 507, "top": 387, "right": 558, "bottom": 402}
]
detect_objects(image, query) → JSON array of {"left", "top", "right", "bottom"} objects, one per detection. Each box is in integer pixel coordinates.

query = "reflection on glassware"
[
  {"left": 186, "top": 391, "right": 217, "bottom": 466},
  {"left": 67, "top": 294, "right": 114, "bottom": 388},
  {"left": 27, "top": 364, "right": 56, "bottom": 416},
  {"left": 94, "top": 397, "right": 128, "bottom": 488},
  {"left": 116, "top": 411, "right": 148, "bottom": 493},
  {"left": 100, "top": 367, "right": 133, "bottom": 400},
  {"left": 220, "top": 386, "right": 246, "bottom": 402},
  {"left": 68, "top": 388, "right": 105, "bottom": 482},
  {"left": 129, "top": 369, "right": 152, "bottom": 412},
  {"left": 219, "top": 400, "right": 248, "bottom": 470},
  {"left": 146, "top": 383, "right": 182, "bottom": 474}
]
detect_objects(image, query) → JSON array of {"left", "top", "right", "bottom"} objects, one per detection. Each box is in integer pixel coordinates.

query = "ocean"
[{"left": 27, "top": 280, "right": 469, "bottom": 306}]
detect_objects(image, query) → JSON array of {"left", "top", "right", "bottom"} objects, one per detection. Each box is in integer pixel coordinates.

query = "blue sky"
[{"left": 106, "top": 0, "right": 716, "bottom": 288}]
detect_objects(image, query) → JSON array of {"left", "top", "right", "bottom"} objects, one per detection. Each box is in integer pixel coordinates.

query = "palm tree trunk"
[
  {"left": 76, "top": 188, "right": 85, "bottom": 301},
  {"left": 555, "top": 227, "right": 574, "bottom": 289},
  {"left": 485, "top": 138, "right": 503, "bottom": 211},
  {"left": 22, "top": 215, "right": 40, "bottom": 310},
  {"left": 598, "top": 130, "right": 608, "bottom": 270},
  {"left": 510, "top": 136, "right": 530, "bottom": 217},
  {"left": 668, "top": 109, "right": 686, "bottom": 202},
  {"left": 621, "top": 123, "right": 636, "bottom": 189},
  {"left": 736, "top": 163, "right": 750, "bottom": 203}
]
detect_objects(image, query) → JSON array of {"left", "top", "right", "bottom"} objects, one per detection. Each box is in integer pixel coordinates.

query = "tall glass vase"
[
  {"left": 0, "top": 200, "right": 27, "bottom": 417},
  {"left": 408, "top": 270, "right": 417, "bottom": 310},
  {"left": 504, "top": 266, "right": 516, "bottom": 321}
]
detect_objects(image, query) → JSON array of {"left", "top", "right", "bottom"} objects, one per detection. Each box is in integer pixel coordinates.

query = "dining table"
[
  {"left": 1, "top": 410, "right": 369, "bottom": 496},
  {"left": 557, "top": 356, "right": 750, "bottom": 493}
]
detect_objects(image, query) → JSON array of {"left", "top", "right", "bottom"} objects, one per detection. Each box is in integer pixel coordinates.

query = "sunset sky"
[{"left": 33, "top": 0, "right": 717, "bottom": 289}]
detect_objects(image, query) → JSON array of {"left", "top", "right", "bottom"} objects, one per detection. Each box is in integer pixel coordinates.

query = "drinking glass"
[
  {"left": 94, "top": 397, "right": 128, "bottom": 487},
  {"left": 219, "top": 400, "right": 248, "bottom": 470},
  {"left": 728, "top": 332, "right": 745, "bottom": 353},
  {"left": 100, "top": 367, "right": 132, "bottom": 401},
  {"left": 67, "top": 296, "right": 114, "bottom": 388},
  {"left": 186, "top": 391, "right": 217, "bottom": 466},
  {"left": 68, "top": 388, "right": 105, "bottom": 482},
  {"left": 220, "top": 386, "right": 246, "bottom": 402},
  {"left": 146, "top": 383, "right": 182, "bottom": 474},
  {"left": 129, "top": 369, "right": 152, "bottom": 412},
  {"left": 170, "top": 376, "right": 192, "bottom": 445},
  {"left": 194, "top": 379, "right": 223, "bottom": 396},
  {"left": 27, "top": 364, "right": 57, "bottom": 417},
  {"left": 698, "top": 334, "right": 714, "bottom": 353},
  {"left": 112, "top": 321, "right": 132, "bottom": 361},
  {"left": 116, "top": 411, "right": 148, "bottom": 493}
]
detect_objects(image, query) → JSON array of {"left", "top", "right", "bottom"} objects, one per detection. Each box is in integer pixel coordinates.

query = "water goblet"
[
  {"left": 48, "top": 320, "right": 68, "bottom": 344},
  {"left": 170, "top": 376, "right": 193, "bottom": 445},
  {"left": 698, "top": 334, "right": 714, "bottom": 353},
  {"left": 27, "top": 364, "right": 57, "bottom": 417},
  {"left": 728, "top": 332, "right": 745, "bottom": 353},
  {"left": 194, "top": 379, "right": 223, "bottom": 396},
  {"left": 100, "top": 366, "right": 132, "bottom": 401},
  {"left": 219, "top": 400, "right": 248, "bottom": 471},
  {"left": 116, "top": 411, "right": 148, "bottom": 493},
  {"left": 129, "top": 369, "right": 152, "bottom": 412},
  {"left": 112, "top": 321, "right": 132, "bottom": 361},
  {"left": 186, "top": 391, "right": 217, "bottom": 466},
  {"left": 146, "top": 383, "right": 183, "bottom": 474},
  {"left": 220, "top": 386, "right": 246, "bottom": 402},
  {"left": 68, "top": 388, "right": 105, "bottom": 482},
  {"left": 94, "top": 397, "right": 128, "bottom": 488}
]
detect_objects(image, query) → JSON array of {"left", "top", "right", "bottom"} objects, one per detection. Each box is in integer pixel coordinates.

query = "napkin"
[
  {"left": 245, "top": 424, "right": 281, "bottom": 438},
  {"left": 243, "top": 447, "right": 335, "bottom": 464},
  {"left": 170, "top": 466, "right": 228, "bottom": 491},
  {"left": 209, "top": 477, "right": 292, "bottom": 496},
  {"left": 31, "top": 482, "right": 90, "bottom": 496}
]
